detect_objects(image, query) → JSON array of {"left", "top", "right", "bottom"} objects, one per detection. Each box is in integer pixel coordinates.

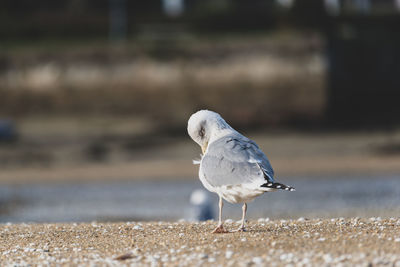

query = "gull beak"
[{"left": 201, "top": 141, "right": 208, "bottom": 154}]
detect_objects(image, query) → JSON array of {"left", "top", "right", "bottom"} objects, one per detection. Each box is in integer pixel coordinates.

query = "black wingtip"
[{"left": 261, "top": 182, "right": 295, "bottom": 191}]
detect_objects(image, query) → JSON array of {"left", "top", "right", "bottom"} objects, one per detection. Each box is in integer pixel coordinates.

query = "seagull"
[{"left": 187, "top": 110, "right": 295, "bottom": 233}]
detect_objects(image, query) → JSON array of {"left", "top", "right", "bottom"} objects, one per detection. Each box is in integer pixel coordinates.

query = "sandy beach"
[{"left": 1, "top": 218, "right": 400, "bottom": 266}]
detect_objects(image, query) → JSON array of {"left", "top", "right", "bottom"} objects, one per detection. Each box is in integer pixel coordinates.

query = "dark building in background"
[{"left": 325, "top": 2, "right": 400, "bottom": 126}]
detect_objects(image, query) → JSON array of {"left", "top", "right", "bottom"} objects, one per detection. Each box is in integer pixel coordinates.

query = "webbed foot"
[
  {"left": 233, "top": 226, "right": 246, "bottom": 232},
  {"left": 212, "top": 224, "right": 229, "bottom": 234}
]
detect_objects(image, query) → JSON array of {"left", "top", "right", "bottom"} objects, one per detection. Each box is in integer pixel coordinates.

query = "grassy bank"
[{"left": 0, "top": 35, "right": 325, "bottom": 127}]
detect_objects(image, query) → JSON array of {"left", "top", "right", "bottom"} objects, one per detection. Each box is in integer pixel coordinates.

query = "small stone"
[
  {"left": 301, "top": 258, "right": 310, "bottom": 264},
  {"left": 323, "top": 254, "right": 333, "bottom": 263},
  {"left": 252, "top": 257, "right": 263, "bottom": 264},
  {"left": 208, "top": 257, "right": 216, "bottom": 263},
  {"left": 225, "top": 250, "right": 233, "bottom": 259},
  {"left": 133, "top": 225, "right": 143, "bottom": 230},
  {"left": 199, "top": 253, "right": 208, "bottom": 259}
]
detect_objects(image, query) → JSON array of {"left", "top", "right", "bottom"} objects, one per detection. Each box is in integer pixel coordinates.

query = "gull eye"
[{"left": 199, "top": 127, "right": 205, "bottom": 138}]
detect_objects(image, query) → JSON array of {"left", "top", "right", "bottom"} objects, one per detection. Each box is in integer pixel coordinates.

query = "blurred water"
[{"left": 0, "top": 174, "right": 399, "bottom": 223}]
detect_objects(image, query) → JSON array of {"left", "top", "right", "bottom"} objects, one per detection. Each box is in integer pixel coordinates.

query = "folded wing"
[{"left": 200, "top": 134, "right": 275, "bottom": 187}]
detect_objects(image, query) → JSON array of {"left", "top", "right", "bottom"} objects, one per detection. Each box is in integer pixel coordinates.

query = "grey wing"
[
  {"left": 244, "top": 138, "right": 274, "bottom": 181},
  {"left": 200, "top": 134, "right": 274, "bottom": 187}
]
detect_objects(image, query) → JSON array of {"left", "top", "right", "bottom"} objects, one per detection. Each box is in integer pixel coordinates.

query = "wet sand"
[
  {"left": 1, "top": 218, "right": 400, "bottom": 266},
  {"left": 2, "top": 175, "right": 400, "bottom": 223}
]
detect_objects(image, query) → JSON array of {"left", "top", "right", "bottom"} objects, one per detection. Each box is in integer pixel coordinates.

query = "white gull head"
[{"left": 187, "top": 110, "right": 234, "bottom": 154}]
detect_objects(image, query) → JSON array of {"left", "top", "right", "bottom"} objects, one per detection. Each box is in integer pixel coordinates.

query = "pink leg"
[
  {"left": 212, "top": 196, "right": 229, "bottom": 233},
  {"left": 234, "top": 203, "right": 247, "bottom": 232}
]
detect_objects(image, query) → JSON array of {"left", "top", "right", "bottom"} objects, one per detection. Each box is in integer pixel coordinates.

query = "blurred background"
[{"left": 0, "top": 0, "right": 400, "bottom": 223}]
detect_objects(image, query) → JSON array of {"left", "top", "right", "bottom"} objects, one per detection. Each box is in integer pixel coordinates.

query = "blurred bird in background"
[{"left": 188, "top": 189, "right": 214, "bottom": 221}]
